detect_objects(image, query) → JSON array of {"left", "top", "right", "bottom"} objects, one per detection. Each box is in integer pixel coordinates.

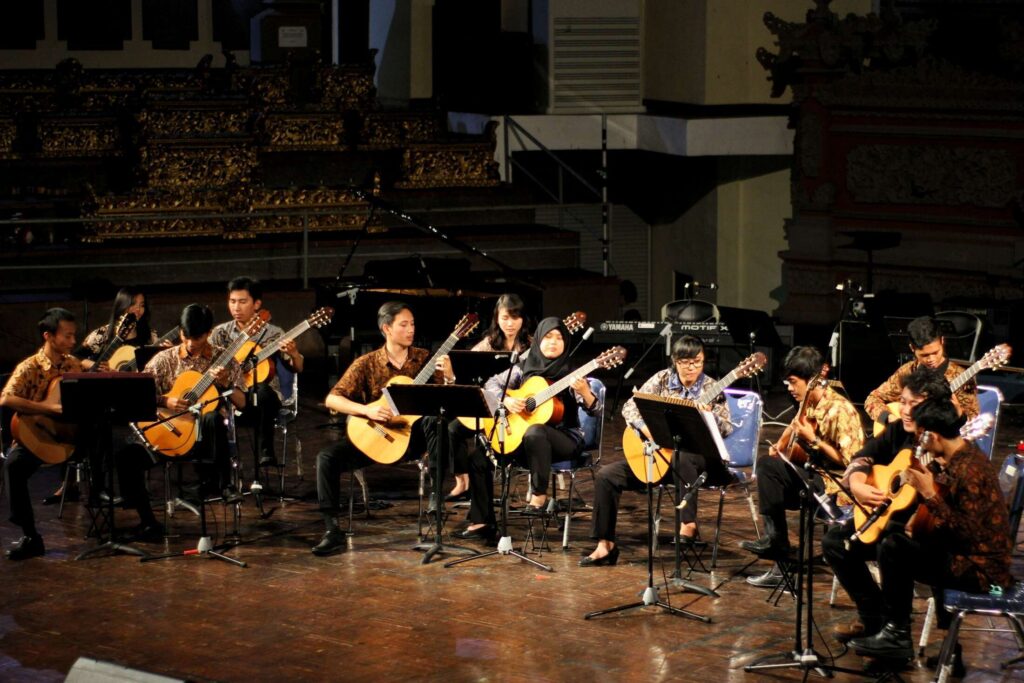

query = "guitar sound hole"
[{"left": 525, "top": 398, "right": 536, "bottom": 412}]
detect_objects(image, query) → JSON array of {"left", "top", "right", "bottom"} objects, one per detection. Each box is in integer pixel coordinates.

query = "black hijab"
[{"left": 520, "top": 317, "right": 571, "bottom": 381}]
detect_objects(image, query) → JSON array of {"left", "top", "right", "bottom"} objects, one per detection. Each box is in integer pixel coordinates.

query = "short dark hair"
[
  {"left": 377, "top": 301, "right": 410, "bottom": 334},
  {"left": 907, "top": 316, "right": 941, "bottom": 349},
  {"left": 783, "top": 346, "right": 825, "bottom": 381},
  {"left": 911, "top": 397, "right": 966, "bottom": 439},
  {"left": 180, "top": 303, "right": 214, "bottom": 338},
  {"left": 671, "top": 335, "right": 705, "bottom": 362},
  {"left": 38, "top": 307, "right": 75, "bottom": 340},
  {"left": 227, "top": 276, "right": 262, "bottom": 302},
  {"left": 899, "top": 365, "right": 951, "bottom": 402}
]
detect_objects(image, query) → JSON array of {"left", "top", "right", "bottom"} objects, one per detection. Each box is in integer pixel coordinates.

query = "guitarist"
[
  {"left": 1, "top": 308, "right": 82, "bottom": 560},
  {"left": 77, "top": 287, "right": 162, "bottom": 364},
  {"left": 143, "top": 304, "right": 247, "bottom": 503},
  {"left": 312, "top": 301, "right": 451, "bottom": 557},
  {"left": 740, "top": 346, "right": 864, "bottom": 586},
  {"left": 864, "top": 316, "right": 979, "bottom": 429},
  {"left": 210, "top": 277, "right": 304, "bottom": 469},
  {"left": 458, "top": 317, "right": 598, "bottom": 543},
  {"left": 826, "top": 394, "right": 1012, "bottom": 669},
  {"left": 580, "top": 335, "right": 731, "bottom": 567}
]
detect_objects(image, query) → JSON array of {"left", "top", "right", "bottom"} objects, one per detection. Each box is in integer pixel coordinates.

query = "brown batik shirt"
[
  {"left": 144, "top": 343, "right": 244, "bottom": 405},
  {"left": 210, "top": 319, "right": 292, "bottom": 399},
  {"left": 805, "top": 385, "right": 866, "bottom": 500},
  {"left": 330, "top": 346, "right": 440, "bottom": 405},
  {"left": 864, "top": 359, "right": 979, "bottom": 424},
  {"left": 2, "top": 348, "right": 83, "bottom": 446}
]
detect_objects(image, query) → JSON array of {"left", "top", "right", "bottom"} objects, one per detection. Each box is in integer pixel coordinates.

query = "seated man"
[{"left": 823, "top": 392, "right": 1013, "bottom": 667}]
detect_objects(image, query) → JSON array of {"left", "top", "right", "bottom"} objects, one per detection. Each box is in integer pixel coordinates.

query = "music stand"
[
  {"left": 716, "top": 306, "right": 784, "bottom": 390},
  {"left": 133, "top": 345, "right": 165, "bottom": 372},
  {"left": 585, "top": 396, "right": 720, "bottom": 623},
  {"left": 60, "top": 372, "right": 157, "bottom": 561},
  {"left": 384, "top": 383, "right": 493, "bottom": 564},
  {"left": 448, "top": 350, "right": 512, "bottom": 386}
]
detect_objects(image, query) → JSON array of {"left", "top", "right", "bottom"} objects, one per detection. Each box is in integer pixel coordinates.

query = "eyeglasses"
[{"left": 675, "top": 358, "right": 704, "bottom": 368}]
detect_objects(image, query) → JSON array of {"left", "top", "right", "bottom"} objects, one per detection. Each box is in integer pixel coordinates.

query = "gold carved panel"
[
  {"left": 39, "top": 120, "right": 120, "bottom": 157},
  {"left": 360, "top": 113, "right": 442, "bottom": 149},
  {"left": 260, "top": 115, "right": 346, "bottom": 151},
  {"left": 140, "top": 144, "right": 257, "bottom": 190},
  {"left": 396, "top": 145, "right": 501, "bottom": 189},
  {"left": 138, "top": 109, "right": 250, "bottom": 139}
]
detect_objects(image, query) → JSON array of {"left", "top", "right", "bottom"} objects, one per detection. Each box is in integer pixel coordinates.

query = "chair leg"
[
  {"left": 919, "top": 596, "right": 936, "bottom": 656},
  {"left": 562, "top": 473, "right": 575, "bottom": 550},
  {"left": 57, "top": 463, "right": 75, "bottom": 520},
  {"left": 277, "top": 424, "right": 287, "bottom": 500},
  {"left": 829, "top": 575, "right": 841, "bottom": 607},
  {"left": 935, "top": 612, "right": 965, "bottom": 683},
  {"left": 1004, "top": 614, "right": 1024, "bottom": 668}
]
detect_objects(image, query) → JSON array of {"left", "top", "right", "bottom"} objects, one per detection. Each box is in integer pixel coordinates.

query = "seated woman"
[
  {"left": 458, "top": 317, "right": 599, "bottom": 541},
  {"left": 581, "top": 335, "right": 732, "bottom": 567},
  {"left": 446, "top": 293, "right": 532, "bottom": 501}
]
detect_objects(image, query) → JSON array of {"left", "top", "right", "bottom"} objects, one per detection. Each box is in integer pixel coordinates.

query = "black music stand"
[
  {"left": 449, "top": 350, "right": 512, "bottom": 386},
  {"left": 585, "top": 396, "right": 720, "bottom": 623},
  {"left": 384, "top": 383, "right": 491, "bottom": 564},
  {"left": 716, "top": 306, "right": 784, "bottom": 390},
  {"left": 61, "top": 373, "right": 157, "bottom": 561}
]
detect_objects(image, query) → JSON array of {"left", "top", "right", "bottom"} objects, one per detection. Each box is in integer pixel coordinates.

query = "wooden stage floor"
[{"left": 2, "top": 392, "right": 1023, "bottom": 682}]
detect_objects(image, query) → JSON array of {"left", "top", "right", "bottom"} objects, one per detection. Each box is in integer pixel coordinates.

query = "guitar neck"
[
  {"left": 254, "top": 321, "right": 310, "bottom": 364},
  {"left": 156, "top": 326, "right": 180, "bottom": 345},
  {"left": 412, "top": 331, "right": 462, "bottom": 385},
  {"left": 95, "top": 336, "right": 126, "bottom": 365},
  {"left": 531, "top": 358, "right": 600, "bottom": 407},
  {"left": 949, "top": 361, "right": 983, "bottom": 394},
  {"left": 699, "top": 368, "right": 742, "bottom": 405},
  {"left": 191, "top": 328, "right": 253, "bottom": 397}
]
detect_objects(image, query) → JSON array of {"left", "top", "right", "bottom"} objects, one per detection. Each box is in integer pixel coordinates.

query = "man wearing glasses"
[
  {"left": 740, "top": 345, "right": 864, "bottom": 587},
  {"left": 581, "top": 335, "right": 733, "bottom": 566}
]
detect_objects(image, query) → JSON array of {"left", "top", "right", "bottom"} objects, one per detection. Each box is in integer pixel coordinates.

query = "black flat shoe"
[
  {"left": 42, "top": 487, "right": 78, "bottom": 505},
  {"left": 129, "top": 522, "right": 166, "bottom": 543},
  {"left": 311, "top": 529, "right": 346, "bottom": 556},
  {"left": 579, "top": 546, "right": 620, "bottom": 567},
  {"left": 6, "top": 535, "right": 45, "bottom": 561},
  {"left": 445, "top": 491, "right": 470, "bottom": 502},
  {"left": 522, "top": 504, "right": 548, "bottom": 516},
  {"left": 456, "top": 525, "right": 494, "bottom": 541}
]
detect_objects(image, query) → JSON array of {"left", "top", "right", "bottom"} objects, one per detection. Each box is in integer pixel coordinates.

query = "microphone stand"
[
  {"left": 238, "top": 329, "right": 269, "bottom": 519},
  {"left": 568, "top": 327, "right": 594, "bottom": 360},
  {"left": 446, "top": 351, "right": 553, "bottom": 571}
]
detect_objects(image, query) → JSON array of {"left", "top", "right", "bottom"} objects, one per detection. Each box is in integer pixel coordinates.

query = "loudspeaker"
[{"left": 66, "top": 657, "right": 183, "bottom": 683}]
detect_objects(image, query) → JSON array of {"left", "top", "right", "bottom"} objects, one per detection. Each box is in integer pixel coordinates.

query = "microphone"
[
  {"left": 336, "top": 287, "right": 359, "bottom": 303},
  {"left": 848, "top": 499, "right": 891, "bottom": 544},
  {"left": 689, "top": 282, "right": 717, "bottom": 291},
  {"left": 676, "top": 471, "right": 708, "bottom": 509},
  {"left": 417, "top": 254, "right": 434, "bottom": 288},
  {"left": 581, "top": 327, "right": 594, "bottom": 341}
]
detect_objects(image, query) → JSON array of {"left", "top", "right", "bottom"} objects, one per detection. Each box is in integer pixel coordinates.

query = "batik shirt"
[
  {"left": 621, "top": 368, "right": 733, "bottom": 439},
  {"left": 144, "top": 343, "right": 244, "bottom": 407},
  {"left": 864, "top": 359, "right": 979, "bottom": 424},
  {"left": 805, "top": 385, "right": 865, "bottom": 499},
  {"left": 1, "top": 348, "right": 83, "bottom": 447},
  {"left": 330, "top": 346, "right": 439, "bottom": 405},
  {"left": 210, "top": 319, "right": 289, "bottom": 399}
]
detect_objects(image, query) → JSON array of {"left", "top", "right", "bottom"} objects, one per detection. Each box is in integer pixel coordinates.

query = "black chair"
[{"left": 935, "top": 310, "right": 983, "bottom": 363}]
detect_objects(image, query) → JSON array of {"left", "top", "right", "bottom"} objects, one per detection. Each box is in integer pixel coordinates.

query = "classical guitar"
[
  {"left": 851, "top": 413, "right": 993, "bottom": 545},
  {"left": 89, "top": 312, "right": 138, "bottom": 371},
  {"left": 108, "top": 324, "right": 182, "bottom": 372},
  {"left": 622, "top": 351, "right": 767, "bottom": 482},
  {"left": 873, "top": 344, "right": 1012, "bottom": 436},
  {"left": 135, "top": 315, "right": 266, "bottom": 457},
  {"left": 455, "top": 310, "right": 587, "bottom": 431},
  {"left": 347, "top": 313, "right": 480, "bottom": 465},
  {"left": 482, "top": 345, "right": 626, "bottom": 454},
  {"left": 774, "top": 365, "right": 830, "bottom": 466},
  {"left": 10, "top": 376, "right": 77, "bottom": 465},
  {"left": 234, "top": 307, "right": 334, "bottom": 389}
]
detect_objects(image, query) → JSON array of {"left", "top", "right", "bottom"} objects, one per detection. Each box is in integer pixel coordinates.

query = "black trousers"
[
  {"left": 315, "top": 416, "right": 441, "bottom": 524},
  {"left": 589, "top": 448, "right": 711, "bottom": 542},
  {"left": 233, "top": 383, "right": 281, "bottom": 462},
  {"left": 465, "top": 423, "right": 582, "bottom": 527},
  {"left": 753, "top": 455, "right": 825, "bottom": 536},
  {"left": 822, "top": 520, "right": 981, "bottom": 628},
  {"left": 448, "top": 419, "right": 475, "bottom": 476}
]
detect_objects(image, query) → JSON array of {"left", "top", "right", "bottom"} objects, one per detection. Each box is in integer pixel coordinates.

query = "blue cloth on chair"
[{"left": 945, "top": 582, "right": 1024, "bottom": 613}]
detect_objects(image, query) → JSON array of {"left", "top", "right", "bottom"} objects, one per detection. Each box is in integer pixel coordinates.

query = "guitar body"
[
  {"left": 872, "top": 402, "right": 902, "bottom": 437},
  {"left": 346, "top": 376, "right": 420, "bottom": 464},
  {"left": 851, "top": 447, "right": 920, "bottom": 544},
  {"left": 235, "top": 341, "right": 274, "bottom": 389},
  {"left": 774, "top": 419, "right": 815, "bottom": 466},
  {"left": 10, "top": 378, "right": 76, "bottom": 465},
  {"left": 136, "top": 370, "right": 221, "bottom": 457},
  {"left": 489, "top": 376, "right": 563, "bottom": 453},
  {"left": 107, "top": 344, "right": 138, "bottom": 372},
  {"left": 621, "top": 427, "right": 673, "bottom": 483}
]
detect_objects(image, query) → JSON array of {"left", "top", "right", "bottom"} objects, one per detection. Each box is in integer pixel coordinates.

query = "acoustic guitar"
[
  {"left": 481, "top": 345, "right": 627, "bottom": 455},
  {"left": 773, "top": 365, "right": 830, "bottom": 467},
  {"left": 347, "top": 313, "right": 480, "bottom": 464},
  {"left": 851, "top": 413, "right": 993, "bottom": 545},
  {"left": 622, "top": 351, "right": 767, "bottom": 482},
  {"left": 234, "top": 307, "right": 334, "bottom": 389},
  {"left": 89, "top": 312, "right": 138, "bottom": 371},
  {"left": 107, "top": 325, "right": 182, "bottom": 372},
  {"left": 135, "top": 315, "right": 266, "bottom": 457},
  {"left": 872, "top": 344, "right": 1011, "bottom": 436},
  {"left": 10, "top": 376, "right": 77, "bottom": 465},
  {"left": 455, "top": 310, "right": 587, "bottom": 431}
]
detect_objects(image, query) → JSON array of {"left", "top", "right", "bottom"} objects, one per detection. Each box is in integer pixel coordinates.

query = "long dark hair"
[
  {"left": 483, "top": 293, "right": 532, "bottom": 352},
  {"left": 103, "top": 287, "right": 152, "bottom": 347}
]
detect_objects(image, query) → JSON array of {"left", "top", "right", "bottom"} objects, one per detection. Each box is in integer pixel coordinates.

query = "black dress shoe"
[
  {"left": 311, "top": 529, "right": 346, "bottom": 556},
  {"left": 522, "top": 503, "right": 548, "bottom": 516},
  {"left": 42, "top": 486, "right": 78, "bottom": 505},
  {"left": 426, "top": 494, "right": 439, "bottom": 514},
  {"left": 129, "top": 522, "right": 166, "bottom": 543},
  {"left": 456, "top": 525, "right": 494, "bottom": 541},
  {"left": 221, "top": 487, "right": 243, "bottom": 504},
  {"left": 739, "top": 535, "right": 790, "bottom": 559},
  {"left": 445, "top": 491, "right": 470, "bottom": 503},
  {"left": 579, "top": 546, "right": 620, "bottom": 567},
  {"left": 746, "top": 567, "right": 786, "bottom": 589},
  {"left": 6, "top": 535, "right": 45, "bottom": 561},
  {"left": 259, "top": 453, "right": 278, "bottom": 468},
  {"left": 850, "top": 623, "right": 913, "bottom": 661}
]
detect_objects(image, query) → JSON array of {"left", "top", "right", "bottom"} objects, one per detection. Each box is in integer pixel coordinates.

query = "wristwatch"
[{"left": 810, "top": 437, "right": 822, "bottom": 450}]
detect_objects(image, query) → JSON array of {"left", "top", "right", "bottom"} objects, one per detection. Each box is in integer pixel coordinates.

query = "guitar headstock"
[
  {"left": 960, "top": 413, "right": 995, "bottom": 442},
  {"left": 596, "top": 346, "right": 627, "bottom": 370},
  {"left": 979, "top": 344, "right": 1012, "bottom": 371},
  {"left": 308, "top": 307, "right": 335, "bottom": 329},
  {"left": 564, "top": 311, "right": 588, "bottom": 336},
  {"left": 453, "top": 313, "right": 480, "bottom": 339},
  {"left": 736, "top": 351, "right": 768, "bottom": 379},
  {"left": 113, "top": 312, "right": 138, "bottom": 341},
  {"left": 244, "top": 314, "right": 267, "bottom": 338}
]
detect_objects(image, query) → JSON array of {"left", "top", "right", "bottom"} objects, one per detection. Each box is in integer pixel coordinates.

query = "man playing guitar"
[
  {"left": 210, "top": 276, "right": 304, "bottom": 469},
  {"left": 581, "top": 336, "right": 731, "bottom": 567},
  {"left": 740, "top": 346, "right": 864, "bottom": 586},
  {"left": 312, "top": 301, "right": 453, "bottom": 557},
  {"left": 143, "top": 304, "right": 247, "bottom": 502},
  {"left": 864, "top": 316, "right": 979, "bottom": 428},
  {"left": 1, "top": 309, "right": 82, "bottom": 559},
  {"left": 824, "top": 389, "right": 1012, "bottom": 670}
]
